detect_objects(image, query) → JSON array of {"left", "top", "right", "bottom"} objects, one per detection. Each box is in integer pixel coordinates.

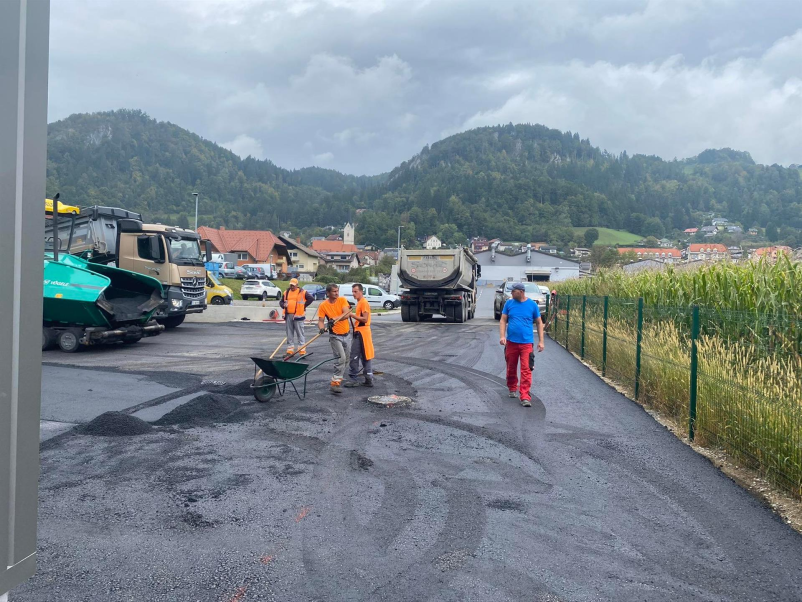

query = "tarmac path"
[{"left": 15, "top": 290, "right": 802, "bottom": 601}]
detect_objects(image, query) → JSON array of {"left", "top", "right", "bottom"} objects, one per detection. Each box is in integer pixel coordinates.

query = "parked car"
[
  {"left": 218, "top": 262, "right": 239, "bottom": 279},
  {"left": 233, "top": 266, "right": 248, "bottom": 279},
  {"left": 206, "top": 273, "right": 233, "bottom": 305},
  {"left": 243, "top": 263, "right": 277, "bottom": 279},
  {"left": 338, "top": 282, "right": 400, "bottom": 310},
  {"left": 45, "top": 197, "right": 80, "bottom": 215},
  {"left": 240, "top": 279, "right": 282, "bottom": 301},
  {"left": 493, "top": 282, "right": 547, "bottom": 320},
  {"left": 303, "top": 283, "right": 326, "bottom": 300}
]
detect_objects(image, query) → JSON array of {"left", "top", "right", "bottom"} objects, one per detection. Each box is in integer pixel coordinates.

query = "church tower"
[{"left": 343, "top": 222, "right": 354, "bottom": 246}]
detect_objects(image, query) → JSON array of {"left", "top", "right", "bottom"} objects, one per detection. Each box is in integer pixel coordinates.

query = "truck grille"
[{"left": 180, "top": 277, "right": 205, "bottom": 299}]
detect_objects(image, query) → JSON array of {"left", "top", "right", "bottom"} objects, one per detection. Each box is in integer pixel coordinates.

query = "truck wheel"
[
  {"left": 161, "top": 315, "right": 185, "bottom": 329},
  {"left": 42, "top": 327, "right": 56, "bottom": 350},
  {"left": 57, "top": 330, "right": 81, "bottom": 353},
  {"left": 445, "top": 305, "right": 456, "bottom": 323},
  {"left": 401, "top": 305, "right": 410, "bottom": 322},
  {"left": 455, "top": 302, "right": 465, "bottom": 323},
  {"left": 211, "top": 296, "right": 225, "bottom": 305}
]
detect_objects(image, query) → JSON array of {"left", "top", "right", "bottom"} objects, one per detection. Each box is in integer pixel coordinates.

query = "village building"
[
  {"left": 423, "top": 235, "right": 442, "bottom": 250},
  {"left": 617, "top": 247, "right": 682, "bottom": 263},
  {"left": 687, "top": 243, "right": 729, "bottom": 261},
  {"left": 753, "top": 246, "right": 793, "bottom": 261},
  {"left": 198, "top": 226, "right": 291, "bottom": 272},
  {"left": 311, "top": 222, "right": 358, "bottom": 254},
  {"left": 278, "top": 235, "right": 321, "bottom": 278},
  {"left": 474, "top": 246, "right": 579, "bottom": 284}
]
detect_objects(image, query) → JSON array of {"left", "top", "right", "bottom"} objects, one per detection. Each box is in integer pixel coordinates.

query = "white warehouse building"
[{"left": 475, "top": 245, "right": 580, "bottom": 285}]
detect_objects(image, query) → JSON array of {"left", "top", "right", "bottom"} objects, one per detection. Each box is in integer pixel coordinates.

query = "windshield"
[
  {"left": 208, "top": 273, "right": 221, "bottom": 286},
  {"left": 167, "top": 237, "right": 203, "bottom": 264},
  {"left": 506, "top": 282, "right": 542, "bottom": 293}
]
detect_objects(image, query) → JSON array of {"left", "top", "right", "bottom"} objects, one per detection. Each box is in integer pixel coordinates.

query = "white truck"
[{"left": 397, "top": 248, "right": 481, "bottom": 322}]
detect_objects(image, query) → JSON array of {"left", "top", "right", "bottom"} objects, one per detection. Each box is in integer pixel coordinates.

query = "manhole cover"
[{"left": 367, "top": 394, "right": 413, "bottom": 407}]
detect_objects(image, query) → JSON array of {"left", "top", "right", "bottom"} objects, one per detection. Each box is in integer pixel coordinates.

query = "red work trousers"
[{"left": 505, "top": 342, "right": 533, "bottom": 400}]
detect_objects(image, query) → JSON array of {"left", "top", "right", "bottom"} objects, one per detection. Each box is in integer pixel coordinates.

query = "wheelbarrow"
[{"left": 250, "top": 356, "right": 336, "bottom": 402}]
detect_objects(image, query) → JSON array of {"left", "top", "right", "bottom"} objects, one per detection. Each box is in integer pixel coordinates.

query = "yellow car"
[
  {"left": 45, "top": 198, "right": 80, "bottom": 215},
  {"left": 206, "top": 272, "right": 233, "bottom": 305}
]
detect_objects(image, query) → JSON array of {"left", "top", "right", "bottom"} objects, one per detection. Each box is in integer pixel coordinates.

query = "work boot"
[
  {"left": 520, "top": 398, "right": 532, "bottom": 407},
  {"left": 362, "top": 379, "right": 374, "bottom": 387},
  {"left": 508, "top": 390, "right": 519, "bottom": 398},
  {"left": 286, "top": 347, "right": 295, "bottom": 356},
  {"left": 343, "top": 380, "right": 361, "bottom": 388},
  {"left": 299, "top": 348, "right": 306, "bottom": 356},
  {"left": 330, "top": 381, "right": 342, "bottom": 395}
]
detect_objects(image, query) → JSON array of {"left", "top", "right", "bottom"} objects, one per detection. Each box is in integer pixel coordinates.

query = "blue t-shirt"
[{"left": 502, "top": 298, "right": 541, "bottom": 344}]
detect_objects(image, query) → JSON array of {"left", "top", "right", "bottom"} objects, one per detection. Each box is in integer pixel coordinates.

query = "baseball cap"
[
  {"left": 289, "top": 278, "right": 299, "bottom": 285},
  {"left": 511, "top": 282, "right": 526, "bottom": 291}
]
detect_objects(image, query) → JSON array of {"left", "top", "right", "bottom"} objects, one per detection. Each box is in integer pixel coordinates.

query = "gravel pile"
[
  {"left": 153, "top": 393, "right": 241, "bottom": 427},
  {"left": 216, "top": 379, "right": 253, "bottom": 396},
  {"left": 80, "top": 412, "right": 153, "bottom": 437}
]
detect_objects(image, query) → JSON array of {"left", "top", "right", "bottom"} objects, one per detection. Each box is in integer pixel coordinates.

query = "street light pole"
[
  {"left": 192, "top": 192, "right": 199, "bottom": 231},
  {"left": 397, "top": 225, "right": 404, "bottom": 260}
]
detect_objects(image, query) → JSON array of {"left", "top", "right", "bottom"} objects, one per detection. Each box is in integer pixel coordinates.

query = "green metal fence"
[{"left": 550, "top": 295, "right": 802, "bottom": 498}]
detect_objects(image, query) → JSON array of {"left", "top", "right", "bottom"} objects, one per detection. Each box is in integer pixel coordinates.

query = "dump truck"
[
  {"left": 398, "top": 247, "right": 481, "bottom": 322},
  {"left": 43, "top": 253, "right": 164, "bottom": 352},
  {"left": 45, "top": 205, "right": 211, "bottom": 328}
]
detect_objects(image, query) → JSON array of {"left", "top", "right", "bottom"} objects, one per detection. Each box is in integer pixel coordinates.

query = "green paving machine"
[
  {"left": 43, "top": 254, "right": 165, "bottom": 352},
  {"left": 43, "top": 195, "right": 165, "bottom": 352}
]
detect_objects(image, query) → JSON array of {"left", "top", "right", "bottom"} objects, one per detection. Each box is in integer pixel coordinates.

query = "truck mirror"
[
  {"left": 150, "top": 235, "right": 165, "bottom": 263},
  {"left": 204, "top": 240, "right": 212, "bottom": 262}
]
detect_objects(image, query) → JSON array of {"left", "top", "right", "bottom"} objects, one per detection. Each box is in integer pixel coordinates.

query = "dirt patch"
[
  {"left": 487, "top": 498, "right": 526, "bottom": 512},
  {"left": 79, "top": 412, "right": 153, "bottom": 437},
  {"left": 349, "top": 450, "right": 374, "bottom": 471},
  {"left": 154, "top": 394, "right": 241, "bottom": 427}
]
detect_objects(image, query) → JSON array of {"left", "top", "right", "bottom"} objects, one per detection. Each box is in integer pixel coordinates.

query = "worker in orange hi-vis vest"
[
  {"left": 280, "top": 278, "right": 314, "bottom": 356},
  {"left": 344, "top": 283, "right": 374, "bottom": 388},
  {"left": 317, "top": 283, "right": 352, "bottom": 395}
]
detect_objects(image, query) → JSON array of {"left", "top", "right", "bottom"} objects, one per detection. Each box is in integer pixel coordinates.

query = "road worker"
[
  {"left": 344, "top": 283, "right": 374, "bottom": 388},
  {"left": 499, "top": 282, "right": 545, "bottom": 407},
  {"left": 280, "top": 278, "right": 314, "bottom": 356},
  {"left": 317, "top": 283, "right": 352, "bottom": 394}
]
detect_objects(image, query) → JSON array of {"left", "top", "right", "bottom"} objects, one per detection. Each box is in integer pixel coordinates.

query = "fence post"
[
  {"left": 565, "top": 295, "right": 571, "bottom": 351},
  {"left": 602, "top": 296, "right": 609, "bottom": 377},
  {"left": 580, "top": 295, "right": 587, "bottom": 359},
  {"left": 689, "top": 305, "right": 700, "bottom": 441},
  {"left": 634, "top": 297, "right": 644, "bottom": 400}
]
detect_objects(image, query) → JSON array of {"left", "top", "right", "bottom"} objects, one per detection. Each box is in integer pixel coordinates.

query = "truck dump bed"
[
  {"left": 398, "top": 248, "right": 478, "bottom": 291},
  {"left": 45, "top": 206, "right": 143, "bottom": 259}
]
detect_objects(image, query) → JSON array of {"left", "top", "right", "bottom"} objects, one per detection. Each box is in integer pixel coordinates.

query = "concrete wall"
[{"left": 479, "top": 264, "right": 579, "bottom": 285}]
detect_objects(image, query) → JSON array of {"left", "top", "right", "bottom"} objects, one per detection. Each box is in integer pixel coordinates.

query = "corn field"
[{"left": 550, "top": 284, "right": 802, "bottom": 498}]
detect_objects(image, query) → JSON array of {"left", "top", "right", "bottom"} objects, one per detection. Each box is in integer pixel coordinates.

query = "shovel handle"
[
  {"left": 269, "top": 337, "right": 287, "bottom": 359},
  {"left": 283, "top": 312, "right": 351, "bottom": 360}
]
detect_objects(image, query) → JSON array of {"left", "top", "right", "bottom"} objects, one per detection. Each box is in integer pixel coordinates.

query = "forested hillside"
[
  {"left": 46, "top": 110, "right": 381, "bottom": 230},
  {"left": 356, "top": 124, "right": 802, "bottom": 248},
  {"left": 46, "top": 111, "right": 802, "bottom": 249}
]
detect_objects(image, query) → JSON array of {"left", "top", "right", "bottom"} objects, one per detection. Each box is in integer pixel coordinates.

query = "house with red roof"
[
  {"left": 687, "top": 243, "right": 729, "bottom": 261},
  {"left": 618, "top": 247, "right": 681, "bottom": 263},
  {"left": 752, "top": 246, "right": 792, "bottom": 261},
  {"left": 198, "top": 226, "right": 292, "bottom": 272},
  {"left": 684, "top": 228, "right": 698, "bottom": 234}
]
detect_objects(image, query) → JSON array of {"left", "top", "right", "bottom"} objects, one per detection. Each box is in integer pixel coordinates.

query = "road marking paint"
[{"left": 295, "top": 506, "right": 311, "bottom": 522}]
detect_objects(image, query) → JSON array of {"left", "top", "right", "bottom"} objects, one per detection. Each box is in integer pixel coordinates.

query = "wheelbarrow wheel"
[{"left": 253, "top": 374, "right": 277, "bottom": 403}]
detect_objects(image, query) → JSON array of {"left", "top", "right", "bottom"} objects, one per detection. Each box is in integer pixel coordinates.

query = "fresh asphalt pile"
[
  {"left": 153, "top": 393, "right": 242, "bottom": 427},
  {"left": 22, "top": 306, "right": 802, "bottom": 601},
  {"left": 79, "top": 411, "right": 153, "bottom": 436}
]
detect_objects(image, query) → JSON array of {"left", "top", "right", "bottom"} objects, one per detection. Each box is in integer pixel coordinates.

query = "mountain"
[
  {"left": 46, "top": 111, "right": 802, "bottom": 249},
  {"left": 46, "top": 109, "right": 382, "bottom": 231},
  {"left": 355, "top": 123, "right": 802, "bottom": 248}
]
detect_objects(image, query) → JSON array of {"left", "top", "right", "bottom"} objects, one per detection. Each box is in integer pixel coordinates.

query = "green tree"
[
  {"left": 766, "top": 222, "right": 779, "bottom": 242},
  {"left": 584, "top": 228, "right": 599, "bottom": 247},
  {"left": 642, "top": 218, "right": 665, "bottom": 239}
]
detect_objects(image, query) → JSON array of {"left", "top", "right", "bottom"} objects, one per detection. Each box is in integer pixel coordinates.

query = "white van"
[
  {"left": 338, "top": 283, "right": 400, "bottom": 310},
  {"left": 243, "top": 263, "right": 277, "bottom": 279}
]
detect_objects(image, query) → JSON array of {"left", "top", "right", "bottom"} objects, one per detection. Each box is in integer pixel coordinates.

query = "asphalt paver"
[{"left": 16, "top": 296, "right": 802, "bottom": 601}]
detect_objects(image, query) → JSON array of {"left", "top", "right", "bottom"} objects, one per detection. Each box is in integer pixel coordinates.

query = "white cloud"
[
  {"left": 313, "top": 151, "right": 335, "bottom": 163},
  {"left": 221, "top": 134, "right": 267, "bottom": 159}
]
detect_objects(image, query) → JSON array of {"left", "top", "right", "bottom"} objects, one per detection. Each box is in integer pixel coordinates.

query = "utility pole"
[
  {"left": 1, "top": 0, "right": 50, "bottom": 598},
  {"left": 192, "top": 192, "right": 199, "bottom": 231},
  {"left": 397, "top": 225, "right": 405, "bottom": 261}
]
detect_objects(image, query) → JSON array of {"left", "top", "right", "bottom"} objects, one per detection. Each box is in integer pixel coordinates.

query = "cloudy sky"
[{"left": 49, "top": 0, "right": 802, "bottom": 175}]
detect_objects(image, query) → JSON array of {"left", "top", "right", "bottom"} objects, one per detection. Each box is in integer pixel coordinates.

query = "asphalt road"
[{"left": 16, "top": 290, "right": 802, "bottom": 601}]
